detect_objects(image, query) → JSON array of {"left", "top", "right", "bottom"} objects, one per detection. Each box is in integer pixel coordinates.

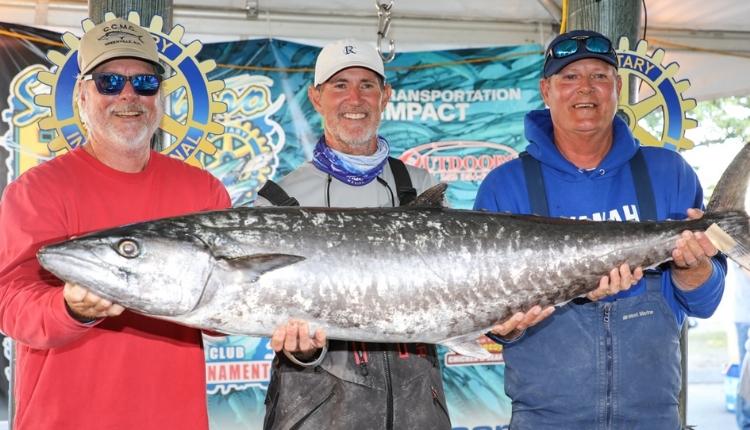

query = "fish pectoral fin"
[
  {"left": 219, "top": 253, "right": 305, "bottom": 275},
  {"left": 440, "top": 335, "right": 492, "bottom": 359}
]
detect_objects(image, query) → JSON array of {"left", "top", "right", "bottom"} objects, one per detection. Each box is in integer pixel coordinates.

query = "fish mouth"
[
  {"left": 37, "top": 247, "right": 95, "bottom": 279},
  {"left": 37, "top": 247, "right": 114, "bottom": 292}
]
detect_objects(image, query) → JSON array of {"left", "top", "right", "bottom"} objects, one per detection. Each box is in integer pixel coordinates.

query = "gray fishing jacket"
[{"left": 257, "top": 161, "right": 451, "bottom": 430}]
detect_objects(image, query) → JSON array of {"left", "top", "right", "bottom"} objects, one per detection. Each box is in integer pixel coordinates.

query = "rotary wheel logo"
[
  {"left": 34, "top": 11, "right": 226, "bottom": 165},
  {"left": 616, "top": 38, "right": 697, "bottom": 151}
]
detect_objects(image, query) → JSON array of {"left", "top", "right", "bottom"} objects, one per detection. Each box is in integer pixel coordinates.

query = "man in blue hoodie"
[{"left": 474, "top": 29, "right": 724, "bottom": 429}]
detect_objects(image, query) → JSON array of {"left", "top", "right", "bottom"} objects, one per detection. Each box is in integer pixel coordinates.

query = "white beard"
[{"left": 79, "top": 97, "right": 164, "bottom": 151}]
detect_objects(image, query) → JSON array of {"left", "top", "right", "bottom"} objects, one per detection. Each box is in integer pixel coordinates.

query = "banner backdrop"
[{"left": 0, "top": 20, "right": 545, "bottom": 430}]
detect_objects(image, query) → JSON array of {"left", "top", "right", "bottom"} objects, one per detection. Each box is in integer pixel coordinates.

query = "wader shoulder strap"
[
  {"left": 520, "top": 151, "right": 549, "bottom": 216},
  {"left": 257, "top": 179, "right": 300, "bottom": 207},
  {"left": 388, "top": 157, "right": 417, "bottom": 207},
  {"left": 629, "top": 148, "right": 657, "bottom": 221}
]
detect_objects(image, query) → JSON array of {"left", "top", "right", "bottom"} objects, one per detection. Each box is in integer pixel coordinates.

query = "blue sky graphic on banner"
[{"left": 197, "top": 38, "right": 544, "bottom": 430}]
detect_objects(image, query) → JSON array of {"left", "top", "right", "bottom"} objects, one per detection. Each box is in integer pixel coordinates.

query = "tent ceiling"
[{"left": 1, "top": 0, "right": 749, "bottom": 100}]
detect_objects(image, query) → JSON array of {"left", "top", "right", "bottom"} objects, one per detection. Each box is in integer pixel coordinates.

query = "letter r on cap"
[{"left": 344, "top": 46, "right": 356, "bottom": 55}]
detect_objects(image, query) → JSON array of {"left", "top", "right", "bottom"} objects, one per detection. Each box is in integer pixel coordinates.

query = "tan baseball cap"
[
  {"left": 314, "top": 39, "right": 386, "bottom": 86},
  {"left": 78, "top": 18, "right": 165, "bottom": 76}
]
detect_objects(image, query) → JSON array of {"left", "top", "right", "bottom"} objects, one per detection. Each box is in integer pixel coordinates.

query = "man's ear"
[
  {"left": 539, "top": 78, "right": 550, "bottom": 106},
  {"left": 308, "top": 85, "right": 323, "bottom": 114},
  {"left": 76, "top": 80, "right": 87, "bottom": 112},
  {"left": 381, "top": 84, "right": 392, "bottom": 111}
]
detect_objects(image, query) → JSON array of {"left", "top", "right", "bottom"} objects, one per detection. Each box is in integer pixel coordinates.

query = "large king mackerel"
[{"left": 37, "top": 143, "right": 750, "bottom": 357}]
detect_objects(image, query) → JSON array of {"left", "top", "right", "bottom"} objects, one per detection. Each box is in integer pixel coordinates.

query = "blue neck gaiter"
[{"left": 311, "top": 135, "right": 390, "bottom": 186}]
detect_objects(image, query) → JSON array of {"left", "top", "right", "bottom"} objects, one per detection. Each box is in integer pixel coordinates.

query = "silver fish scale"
[{"left": 167, "top": 207, "right": 720, "bottom": 342}]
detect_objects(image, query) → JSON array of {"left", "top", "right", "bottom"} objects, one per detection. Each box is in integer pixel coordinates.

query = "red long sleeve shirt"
[{"left": 0, "top": 147, "right": 231, "bottom": 429}]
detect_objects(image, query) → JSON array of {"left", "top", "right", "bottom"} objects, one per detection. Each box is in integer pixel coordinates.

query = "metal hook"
[
  {"left": 377, "top": 38, "right": 396, "bottom": 63},
  {"left": 375, "top": 0, "right": 396, "bottom": 63}
]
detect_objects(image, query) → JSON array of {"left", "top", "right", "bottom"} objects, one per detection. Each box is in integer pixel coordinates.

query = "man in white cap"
[
  {"left": 257, "top": 39, "right": 450, "bottom": 429},
  {"left": 0, "top": 17, "right": 230, "bottom": 429}
]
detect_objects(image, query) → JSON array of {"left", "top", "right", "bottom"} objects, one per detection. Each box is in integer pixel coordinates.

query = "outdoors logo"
[
  {"left": 399, "top": 140, "right": 517, "bottom": 208},
  {"left": 400, "top": 140, "right": 518, "bottom": 183},
  {"left": 2, "top": 11, "right": 227, "bottom": 182},
  {"left": 615, "top": 38, "right": 697, "bottom": 151}
]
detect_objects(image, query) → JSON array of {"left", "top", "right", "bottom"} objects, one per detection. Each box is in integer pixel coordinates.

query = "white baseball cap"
[{"left": 314, "top": 39, "right": 386, "bottom": 86}]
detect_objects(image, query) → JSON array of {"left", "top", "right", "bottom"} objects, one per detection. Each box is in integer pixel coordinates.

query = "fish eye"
[{"left": 116, "top": 239, "right": 140, "bottom": 258}]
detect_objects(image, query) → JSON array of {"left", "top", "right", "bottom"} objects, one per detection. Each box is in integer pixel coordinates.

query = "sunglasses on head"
[
  {"left": 546, "top": 35, "right": 614, "bottom": 60},
  {"left": 82, "top": 72, "right": 162, "bottom": 96}
]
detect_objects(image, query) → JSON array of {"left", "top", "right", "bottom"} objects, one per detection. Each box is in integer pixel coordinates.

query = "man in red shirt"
[{"left": 0, "top": 18, "right": 230, "bottom": 429}]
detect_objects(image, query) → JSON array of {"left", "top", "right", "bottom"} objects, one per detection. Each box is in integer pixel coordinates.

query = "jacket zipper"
[
  {"left": 384, "top": 349, "right": 394, "bottom": 430},
  {"left": 604, "top": 303, "right": 613, "bottom": 428}
]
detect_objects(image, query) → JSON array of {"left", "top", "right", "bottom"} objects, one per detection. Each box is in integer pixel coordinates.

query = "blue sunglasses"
[
  {"left": 82, "top": 72, "right": 162, "bottom": 96},
  {"left": 547, "top": 36, "right": 614, "bottom": 58},
  {"left": 546, "top": 35, "right": 614, "bottom": 60}
]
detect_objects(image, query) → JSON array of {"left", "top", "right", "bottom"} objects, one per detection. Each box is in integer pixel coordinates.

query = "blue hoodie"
[
  {"left": 475, "top": 109, "right": 725, "bottom": 324},
  {"left": 474, "top": 109, "right": 725, "bottom": 429}
]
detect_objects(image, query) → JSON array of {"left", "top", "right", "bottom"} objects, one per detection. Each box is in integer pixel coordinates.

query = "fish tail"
[{"left": 705, "top": 142, "right": 750, "bottom": 270}]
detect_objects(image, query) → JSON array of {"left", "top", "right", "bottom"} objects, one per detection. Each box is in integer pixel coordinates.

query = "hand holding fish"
[
  {"left": 63, "top": 282, "right": 124, "bottom": 322},
  {"left": 586, "top": 263, "right": 644, "bottom": 301},
  {"left": 271, "top": 319, "right": 327, "bottom": 359},
  {"left": 670, "top": 208, "right": 719, "bottom": 290}
]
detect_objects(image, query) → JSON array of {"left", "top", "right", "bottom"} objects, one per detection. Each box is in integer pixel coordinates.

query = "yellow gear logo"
[
  {"left": 616, "top": 38, "right": 697, "bottom": 151},
  {"left": 34, "top": 11, "right": 226, "bottom": 165}
]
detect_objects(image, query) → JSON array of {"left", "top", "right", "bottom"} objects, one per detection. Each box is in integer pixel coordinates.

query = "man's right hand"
[
  {"left": 271, "top": 319, "right": 327, "bottom": 358},
  {"left": 63, "top": 282, "right": 124, "bottom": 322}
]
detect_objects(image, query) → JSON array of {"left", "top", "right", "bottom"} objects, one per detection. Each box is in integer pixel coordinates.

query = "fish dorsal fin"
[
  {"left": 409, "top": 183, "right": 447, "bottom": 208},
  {"left": 707, "top": 141, "right": 750, "bottom": 213},
  {"left": 219, "top": 253, "right": 305, "bottom": 275}
]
